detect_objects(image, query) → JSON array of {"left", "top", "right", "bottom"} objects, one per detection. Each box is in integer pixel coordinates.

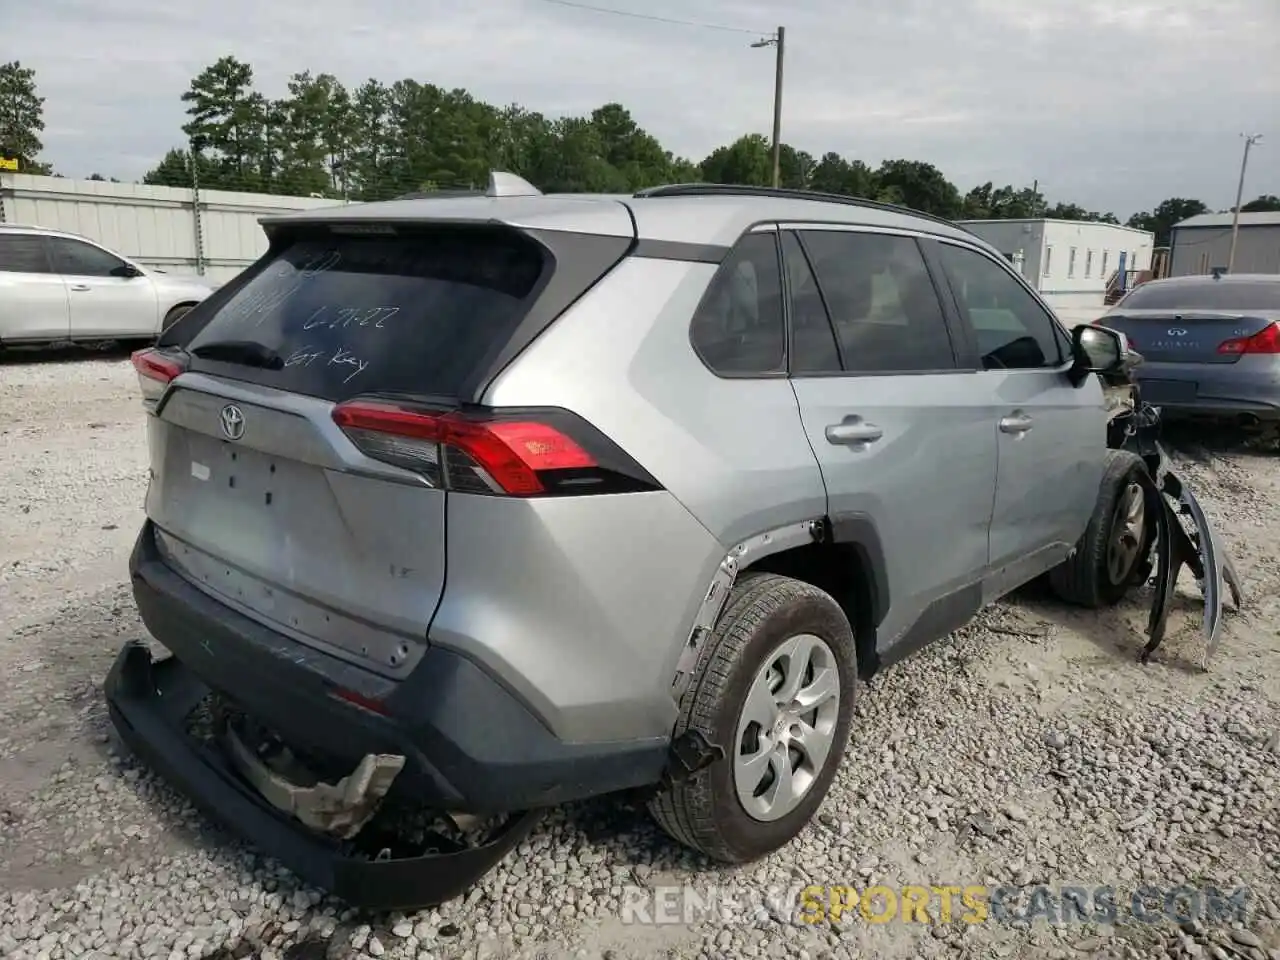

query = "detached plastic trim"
[{"left": 104, "top": 641, "right": 542, "bottom": 911}]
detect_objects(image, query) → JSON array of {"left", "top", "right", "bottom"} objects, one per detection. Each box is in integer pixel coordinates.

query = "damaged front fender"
[
  {"left": 1105, "top": 372, "right": 1245, "bottom": 668},
  {"left": 1121, "top": 417, "right": 1245, "bottom": 668}
]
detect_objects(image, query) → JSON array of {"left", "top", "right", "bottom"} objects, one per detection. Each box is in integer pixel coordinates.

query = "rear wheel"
[
  {"left": 1049, "top": 450, "right": 1153, "bottom": 608},
  {"left": 648, "top": 572, "right": 857, "bottom": 863}
]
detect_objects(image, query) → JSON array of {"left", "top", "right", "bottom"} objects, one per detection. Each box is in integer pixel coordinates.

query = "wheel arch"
[{"left": 670, "top": 515, "right": 891, "bottom": 694}]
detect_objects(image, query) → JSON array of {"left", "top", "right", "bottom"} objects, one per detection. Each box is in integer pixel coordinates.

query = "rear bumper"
[
  {"left": 112, "top": 520, "right": 669, "bottom": 814},
  {"left": 105, "top": 642, "right": 542, "bottom": 910},
  {"left": 1136, "top": 361, "right": 1280, "bottom": 420}
]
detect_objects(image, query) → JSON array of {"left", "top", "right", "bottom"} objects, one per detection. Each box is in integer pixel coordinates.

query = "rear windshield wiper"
[{"left": 191, "top": 340, "right": 285, "bottom": 370}]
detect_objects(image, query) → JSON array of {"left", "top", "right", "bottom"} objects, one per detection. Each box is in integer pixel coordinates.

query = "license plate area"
[{"left": 1139, "top": 379, "right": 1199, "bottom": 404}]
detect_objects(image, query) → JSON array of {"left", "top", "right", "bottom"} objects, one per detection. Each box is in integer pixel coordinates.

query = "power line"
[{"left": 535, "top": 0, "right": 769, "bottom": 37}]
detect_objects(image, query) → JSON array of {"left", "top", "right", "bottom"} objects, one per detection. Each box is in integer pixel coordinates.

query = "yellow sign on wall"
[{"left": 0, "top": 157, "right": 19, "bottom": 172}]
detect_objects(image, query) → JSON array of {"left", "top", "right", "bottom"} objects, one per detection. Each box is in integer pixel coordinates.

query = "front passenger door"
[
  {"left": 931, "top": 239, "right": 1106, "bottom": 592},
  {"left": 47, "top": 236, "right": 159, "bottom": 339},
  {"left": 783, "top": 227, "right": 999, "bottom": 660}
]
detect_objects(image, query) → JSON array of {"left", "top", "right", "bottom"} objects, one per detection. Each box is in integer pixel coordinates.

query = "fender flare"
[{"left": 669, "top": 515, "right": 891, "bottom": 700}]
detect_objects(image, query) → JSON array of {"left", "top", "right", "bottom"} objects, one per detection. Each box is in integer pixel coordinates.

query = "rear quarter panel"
[{"left": 458, "top": 255, "right": 827, "bottom": 742}]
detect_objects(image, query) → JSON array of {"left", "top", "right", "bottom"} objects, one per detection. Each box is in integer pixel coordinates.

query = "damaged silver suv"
[{"left": 106, "top": 175, "right": 1238, "bottom": 911}]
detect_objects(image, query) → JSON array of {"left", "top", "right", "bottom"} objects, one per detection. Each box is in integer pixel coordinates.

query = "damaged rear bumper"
[{"left": 104, "top": 641, "right": 542, "bottom": 912}]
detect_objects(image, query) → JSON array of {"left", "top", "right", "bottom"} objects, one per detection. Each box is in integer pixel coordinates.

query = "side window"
[
  {"left": 781, "top": 231, "right": 841, "bottom": 374},
  {"left": 690, "top": 232, "right": 785, "bottom": 376},
  {"left": 936, "top": 242, "right": 1065, "bottom": 370},
  {"left": 47, "top": 237, "right": 129, "bottom": 278},
  {"left": 799, "top": 230, "right": 955, "bottom": 373},
  {"left": 0, "top": 234, "right": 54, "bottom": 274}
]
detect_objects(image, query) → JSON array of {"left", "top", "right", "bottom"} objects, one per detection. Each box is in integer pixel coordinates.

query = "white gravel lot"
[{"left": 0, "top": 351, "right": 1277, "bottom": 960}]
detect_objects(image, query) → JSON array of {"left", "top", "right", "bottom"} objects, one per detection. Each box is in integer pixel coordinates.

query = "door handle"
[
  {"left": 69, "top": 284, "right": 90, "bottom": 292},
  {"left": 999, "top": 413, "right": 1034, "bottom": 434},
  {"left": 825, "top": 418, "right": 884, "bottom": 446}
]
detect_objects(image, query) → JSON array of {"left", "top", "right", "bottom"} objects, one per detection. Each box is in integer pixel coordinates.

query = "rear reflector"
[
  {"left": 331, "top": 398, "right": 659, "bottom": 498},
  {"left": 131, "top": 348, "right": 187, "bottom": 406},
  {"left": 1217, "top": 323, "right": 1280, "bottom": 356}
]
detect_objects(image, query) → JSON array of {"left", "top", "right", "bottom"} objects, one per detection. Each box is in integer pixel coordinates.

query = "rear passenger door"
[
  {"left": 783, "top": 226, "right": 999, "bottom": 659},
  {"left": 0, "top": 232, "right": 70, "bottom": 341},
  {"left": 929, "top": 238, "right": 1105, "bottom": 591}
]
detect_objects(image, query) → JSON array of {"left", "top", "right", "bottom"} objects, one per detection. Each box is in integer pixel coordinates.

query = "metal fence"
[{"left": 0, "top": 173, "right": 341, "bottom": 285}]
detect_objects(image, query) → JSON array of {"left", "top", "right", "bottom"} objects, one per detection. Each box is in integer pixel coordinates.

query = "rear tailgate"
[
  {"left": 1100, "top": 310, "right": 1274, "bottom": 364},
  {"left": 142, "top": 218, "right": 633, "bottom": 679}
]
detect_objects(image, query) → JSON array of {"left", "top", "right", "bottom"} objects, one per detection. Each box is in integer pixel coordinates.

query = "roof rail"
[{"left": 632, "top": 183, "right": 971, "bottom": 234}]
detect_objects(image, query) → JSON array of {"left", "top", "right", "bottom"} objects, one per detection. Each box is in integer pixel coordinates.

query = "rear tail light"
[
  {"left": 331, "top": 399, "right": 661, "bottom": 497},
  {"left": 131, "top": 348, "right": 187, "bottom": 407},
  {"left": 1217, "top": 323, "right": 1280, "bottom": 356}
]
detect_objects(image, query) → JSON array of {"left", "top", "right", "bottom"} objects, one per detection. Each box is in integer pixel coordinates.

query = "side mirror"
[
  {"left": 1067, "top": 323, "right": 1128, "bottom": 387},
  {"left": 112, "top": 263, "right": 142, "bottom": 279}
]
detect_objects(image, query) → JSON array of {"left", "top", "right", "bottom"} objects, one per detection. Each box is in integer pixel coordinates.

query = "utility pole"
[
  {"left": 1227, "top": 133, "right": 1262, "bottom": 273},
  {"left": 752, "top": 27, "right": 785, "bottom": 188}
]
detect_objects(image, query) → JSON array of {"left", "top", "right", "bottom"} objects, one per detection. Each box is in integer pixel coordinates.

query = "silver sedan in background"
[{"left": 1097, "top": 273, "right": 1280, "bottom": 441}]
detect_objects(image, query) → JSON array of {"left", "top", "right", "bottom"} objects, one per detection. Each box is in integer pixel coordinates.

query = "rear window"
[
  {"left": 180, "top": 225, "right": 546, "bottom": 401},
  {"left": 1117, "top": 280, "right": 1280, "bottom": 312}
]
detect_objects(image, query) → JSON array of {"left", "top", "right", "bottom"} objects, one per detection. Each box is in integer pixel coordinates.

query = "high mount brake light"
[
  {"left": 132, "top": 348, "right": 187, "bottom": 406},
  {"left": 331, "top": 399, "right": 655, "bottom": 498},
  {"left": 1217, "top": 323, "right": 1280, "bottom": 356}
]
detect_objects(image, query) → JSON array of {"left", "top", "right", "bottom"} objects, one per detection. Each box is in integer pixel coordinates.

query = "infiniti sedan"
[{"left": 1096, "top": 273, "right": 1280, "bottom": 438}]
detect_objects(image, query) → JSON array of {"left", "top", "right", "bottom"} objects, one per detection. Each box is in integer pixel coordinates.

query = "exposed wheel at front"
[
  {"left": 1049, "top": 450, "right": 1155, "bottom": 608},
  {"left": 649, "top": 572, "right": 857, "bottom": 864}
]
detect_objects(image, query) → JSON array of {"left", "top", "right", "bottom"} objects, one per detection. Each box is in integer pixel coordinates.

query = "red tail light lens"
[
  {"left": 331, "top": 399, "right": 658, "bottom": 498},
  {"left": 1217, "top": 323, "right": 1280, "bottom": 356},
  {"left": 131, "top": 348, "right": 187, "bottom": 406}
]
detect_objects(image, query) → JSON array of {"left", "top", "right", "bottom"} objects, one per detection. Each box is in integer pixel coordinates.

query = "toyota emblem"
[
  {"left": 1167, "top": 328, "right": 1188, "bottom": 337},
  {"left": 219, "top": 403, "right": 246, "bottom": 441}
]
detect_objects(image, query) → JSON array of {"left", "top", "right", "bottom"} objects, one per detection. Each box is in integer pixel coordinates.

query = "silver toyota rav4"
[{"left": 107, "top": 174, "right": 1165, "bottom": 909}]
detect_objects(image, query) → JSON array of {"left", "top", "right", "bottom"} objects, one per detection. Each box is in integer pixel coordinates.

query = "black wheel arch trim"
[{"left": 826, "top": 511, "right": 890, "bottom": 628}]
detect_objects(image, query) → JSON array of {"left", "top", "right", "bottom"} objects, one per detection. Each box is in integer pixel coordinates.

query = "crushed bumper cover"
[
  {"left": 105, "top": 641, "right": 542, "bottom": 911},
  {"left": 1115, "top": 398, "right": 1246, "bottom": 667}
]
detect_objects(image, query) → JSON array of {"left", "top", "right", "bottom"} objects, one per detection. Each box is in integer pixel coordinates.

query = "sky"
[{"left": 7, "top": 0, "right": 1279, "bottom": 219}]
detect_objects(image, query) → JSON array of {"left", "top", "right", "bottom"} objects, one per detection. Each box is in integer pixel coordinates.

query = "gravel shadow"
[{"left": 0, "top": 341, "right": 143, "bottom": 366}]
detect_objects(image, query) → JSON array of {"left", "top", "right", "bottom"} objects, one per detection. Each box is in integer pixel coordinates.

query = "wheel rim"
[
  {"left": 733, "top": 633, "right": 841, "bottom": 823},
  {"left": 1106, "top": 481, "right": 1146, "bottom": 586}
]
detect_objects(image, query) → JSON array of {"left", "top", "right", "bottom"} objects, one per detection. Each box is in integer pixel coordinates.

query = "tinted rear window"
[
  {"left": 1118, "top": 280, "right": 1280, "bottom": 312},
  {"left": 180, "top": 226, "right": 545, "bottom": 401}
]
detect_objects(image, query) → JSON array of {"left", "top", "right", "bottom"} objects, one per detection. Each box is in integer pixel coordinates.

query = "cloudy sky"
[{"left": 9, "top": 0, "right": 1278, "bottom": 218}]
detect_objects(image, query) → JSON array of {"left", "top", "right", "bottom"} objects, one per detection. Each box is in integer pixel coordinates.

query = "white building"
[{"left": 958, "top": 218, "right": 1155, "bottom": 327}]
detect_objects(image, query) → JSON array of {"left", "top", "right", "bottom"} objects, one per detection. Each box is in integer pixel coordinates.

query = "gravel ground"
[{"left": 1, "top": 351, "right": 1277, "bottom": 960}]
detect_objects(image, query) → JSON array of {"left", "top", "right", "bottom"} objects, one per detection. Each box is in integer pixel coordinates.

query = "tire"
[
  {"left": 162, "top": 304, "right": 194, "bottom": 333},
  {"left": 648, "top": 572, "right": 858, "bottom": 863},
  {"left": 1049, "top": 450, "right": 1153, "bottom": 608}
]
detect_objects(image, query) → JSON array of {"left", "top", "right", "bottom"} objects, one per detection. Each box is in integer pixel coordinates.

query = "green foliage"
[
  {"left": 10, "top": 57, "right": 1271, "bottom": 236},
  {"left": 0, "top": 60, "right": 53, "bottom": 173},
  {"left": 1126, "top": 198, "right": 1210, "bottom": 247}
]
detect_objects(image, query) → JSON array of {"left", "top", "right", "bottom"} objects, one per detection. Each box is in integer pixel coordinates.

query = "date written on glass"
[
  {"left": 301, "top": 305, "right": 401, "bottom": 331},
  {"left": 284, "top": 344, "right": 369, "bottom": 383}
]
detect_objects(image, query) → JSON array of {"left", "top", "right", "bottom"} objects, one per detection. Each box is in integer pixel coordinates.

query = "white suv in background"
[{"left": 0, "top": 224, "right": 213, "bottom": 346}]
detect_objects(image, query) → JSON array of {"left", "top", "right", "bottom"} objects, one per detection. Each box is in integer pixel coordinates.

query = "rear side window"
[
  {"left": 690, "top": 232, "right": 785, "bottom": 376},
  {"left": 1117, "top": 280, "right": 1280, "bottom": 312},
  {"left": 0, "top": 234, "right": 53, "bottom": 274},
  {"left": 180, "top": 226, "right": 545, "bottom": 401},
  {"left": 799, "top": 230, "right": 955, "bottom": 373},
  {"left": 936, "top": 241, "right": 1064, "bottom": 370}
]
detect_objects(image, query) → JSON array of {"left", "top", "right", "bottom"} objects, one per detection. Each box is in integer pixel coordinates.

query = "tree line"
[{"left": 3, "top": 58, "right": 1277, "bottom": 248}]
